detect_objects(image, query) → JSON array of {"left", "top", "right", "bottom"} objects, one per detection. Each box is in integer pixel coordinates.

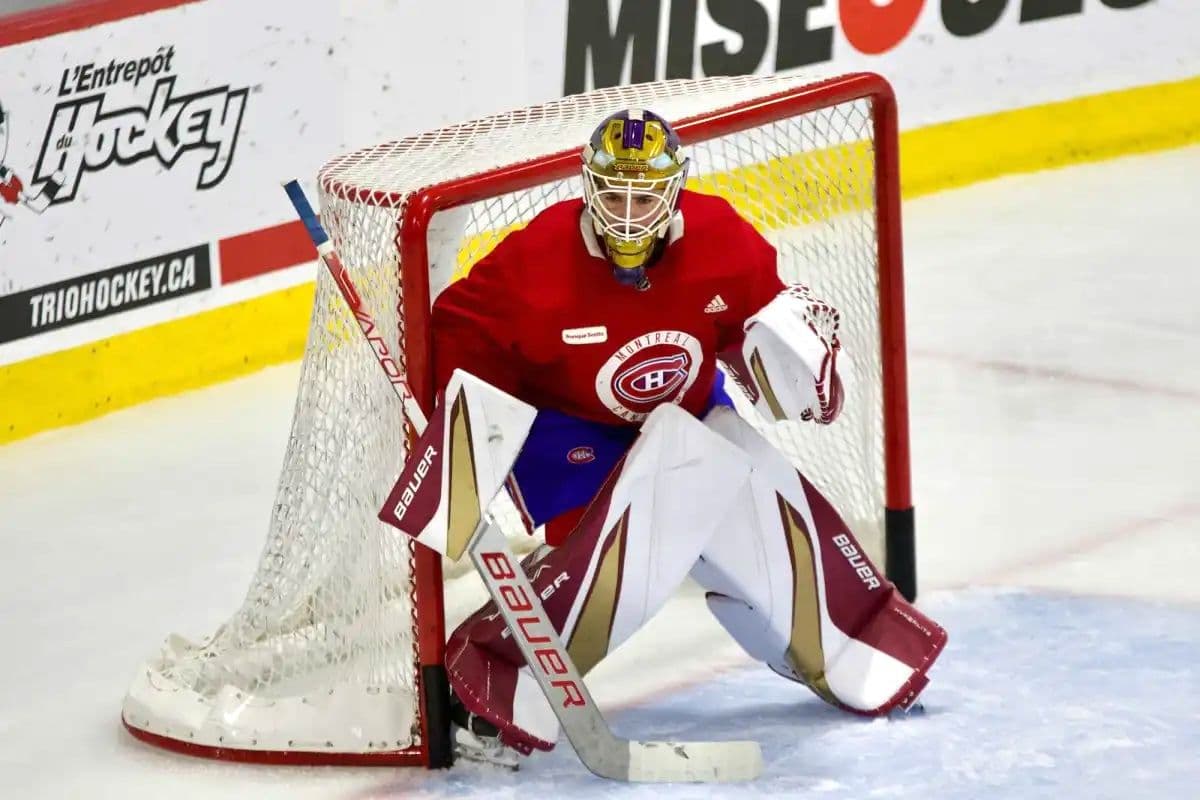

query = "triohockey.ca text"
[{"left": 27, "top": 253, "right": 198, "bottom": 329}]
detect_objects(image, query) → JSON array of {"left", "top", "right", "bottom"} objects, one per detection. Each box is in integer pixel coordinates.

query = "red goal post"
[{"left": 121, "top": 71, "right": 913, "bottom": 770}]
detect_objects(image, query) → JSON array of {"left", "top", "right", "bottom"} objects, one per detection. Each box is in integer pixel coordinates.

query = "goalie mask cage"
[{"left": 121, "top": 72, "right": 913, "bottom": 769}]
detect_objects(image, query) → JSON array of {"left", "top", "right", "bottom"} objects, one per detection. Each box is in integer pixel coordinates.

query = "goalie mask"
[{"left": 582, "top": 109, "right": 688, "bottom": 288}]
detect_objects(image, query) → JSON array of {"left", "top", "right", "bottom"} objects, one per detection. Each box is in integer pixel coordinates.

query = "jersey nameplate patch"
[{"left": 562, "top": 326, "right": 608, "bottom": 345}]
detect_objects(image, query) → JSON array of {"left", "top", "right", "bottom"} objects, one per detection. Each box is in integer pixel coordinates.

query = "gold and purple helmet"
[{"left": 582, "top": 109, "right": 688, "bottom": 286}]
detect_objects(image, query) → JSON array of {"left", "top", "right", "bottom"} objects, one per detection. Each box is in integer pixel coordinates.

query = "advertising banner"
[
  {"left": 0, "top": 0, "right": 1196, "bottom": 443},
  {"left": 0, "top": 0, "right": 337, "bottom": 361},
  {"left": 4, "top": 0, "right": 1197, "bottom": 365},
  {"left": 556, "top": 0, "right": 1183, "bottom": 125},
  {"left": 342, "top": 1, "right": 1198, "bottom": 154}
]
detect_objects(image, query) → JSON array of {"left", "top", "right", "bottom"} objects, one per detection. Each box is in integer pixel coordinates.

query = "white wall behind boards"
[
  {"left": 339, "top": 1, "right": 1199, "bottom": 143},
  {"left": 0, "top": 0, "right": 337, "bottom": 359}
]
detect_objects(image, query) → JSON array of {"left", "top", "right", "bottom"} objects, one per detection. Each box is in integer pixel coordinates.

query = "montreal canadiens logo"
[
  {"left": 614, "top": 353, "right": 690, "bottom": 404},
  {"left": 595, "top": 331, "right": 704, "bottom": 423},
  {"left": 567, "top": 446, "right": 595, "bottom": 464}
]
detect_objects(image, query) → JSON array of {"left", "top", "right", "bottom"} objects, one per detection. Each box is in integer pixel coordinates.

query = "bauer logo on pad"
[{"left": 562, "top": 325, "right": 608, "bottom": 344}]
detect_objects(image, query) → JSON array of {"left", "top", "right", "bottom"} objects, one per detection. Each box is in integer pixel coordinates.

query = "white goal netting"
[{"left": 122, "top": 73, "right": 894, "bottom": 762}]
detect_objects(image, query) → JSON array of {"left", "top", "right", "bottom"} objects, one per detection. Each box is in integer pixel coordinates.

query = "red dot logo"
[{"left": 840, "top": 0, "right": 926, "bottom": 55}]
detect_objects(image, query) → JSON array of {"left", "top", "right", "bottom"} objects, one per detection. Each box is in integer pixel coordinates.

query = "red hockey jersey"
[{"left": 431, "top": 190, "right": 784, "bottom": 426}]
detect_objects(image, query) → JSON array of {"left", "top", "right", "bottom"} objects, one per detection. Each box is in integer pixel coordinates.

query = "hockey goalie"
[{"left": 425, "top": 110, "right": 947, "bottom": 766}]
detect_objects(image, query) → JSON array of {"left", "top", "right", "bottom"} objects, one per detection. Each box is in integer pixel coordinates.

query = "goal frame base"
[{"left": 121, "top": 717, "right": 429, "bottom": 767}]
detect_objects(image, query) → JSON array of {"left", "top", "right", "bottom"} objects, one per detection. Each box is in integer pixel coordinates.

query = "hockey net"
[{"left": 122, "top": 73, "right": 910, "bottom": 767}]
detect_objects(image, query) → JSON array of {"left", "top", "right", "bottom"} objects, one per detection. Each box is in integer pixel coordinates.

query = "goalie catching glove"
[{"left": 725, "top": 284, "right": 845, "bottom": 424}]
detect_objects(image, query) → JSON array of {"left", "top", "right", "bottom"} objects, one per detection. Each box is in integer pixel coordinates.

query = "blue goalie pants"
[{"left": 506, "top": 372, "right": 735, "bottom": 541}]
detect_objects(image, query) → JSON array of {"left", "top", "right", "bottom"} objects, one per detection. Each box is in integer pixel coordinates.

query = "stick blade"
[{"left": 625, "top": 740, "right": 763, "bottom": 783}]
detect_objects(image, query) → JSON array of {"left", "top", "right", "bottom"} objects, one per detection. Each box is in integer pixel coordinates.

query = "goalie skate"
[{"left": 451, "top": 696, "right": 520, "bottom": 770}]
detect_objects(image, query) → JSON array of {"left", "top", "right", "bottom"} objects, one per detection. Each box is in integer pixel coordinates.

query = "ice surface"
[
  {"left": 1, "top": 146, "right": 1198, "bottom": 798},
  {"left": 427, "top": 591, "right": 1200, "bottom": 800}
]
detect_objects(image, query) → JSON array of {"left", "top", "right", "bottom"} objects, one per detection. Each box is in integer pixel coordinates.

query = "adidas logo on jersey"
[{"left": 704, "top": 294, "right": 728, "bottom": 314}]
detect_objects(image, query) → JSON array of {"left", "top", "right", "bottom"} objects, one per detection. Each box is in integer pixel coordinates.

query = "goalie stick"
[{"left": 282, "top": 179, "right": 763, "bottom": 783}]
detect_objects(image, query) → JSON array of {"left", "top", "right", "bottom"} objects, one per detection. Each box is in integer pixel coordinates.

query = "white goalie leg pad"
[
  {"left": 690, "top": 407, "right": 798, "bottom": 664},
  {"left": 566, "top": 404, "right": 754, "bottom": 651},
  {"left": 448, "top": 403, "right": 754, "bottom": 752},
  {"left": 695, "top": 407, "right": 945, "bottom": 714}
]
